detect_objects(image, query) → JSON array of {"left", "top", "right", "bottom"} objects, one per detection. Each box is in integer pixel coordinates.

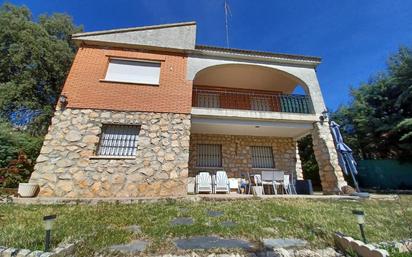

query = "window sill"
[
  {"left": 89, "top": 156, "right": 136, "bottom": 160},
  {"left": 195, "top": 167, "right": 224, "bottom": 170},
  {"left": 251, "top": 168, "right": 277, "bottom": 171},
  {"left": 99, "top": 79, "right": 159, "bottom": 86}
]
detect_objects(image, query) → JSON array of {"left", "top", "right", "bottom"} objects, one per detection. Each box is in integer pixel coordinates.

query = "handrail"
[{"left": 192, "top": 88, "right": 314, "bottom": 114}]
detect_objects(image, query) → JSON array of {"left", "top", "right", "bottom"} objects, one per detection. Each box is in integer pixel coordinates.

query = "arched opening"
[{"left": 192, "top": 64, "right": 313, "bottom": 114}]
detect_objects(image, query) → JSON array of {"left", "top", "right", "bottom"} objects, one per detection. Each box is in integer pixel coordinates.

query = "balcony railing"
[{"left": 192, "top": 88, "right": 314, "bottom": 114}]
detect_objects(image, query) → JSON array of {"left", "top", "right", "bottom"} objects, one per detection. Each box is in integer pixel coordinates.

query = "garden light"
[
  {"left": 352, "top": 210, "right": 366, "bottom": 243},
  {"left": 43, "top": 215, "right": 57, "bottom": 252}
]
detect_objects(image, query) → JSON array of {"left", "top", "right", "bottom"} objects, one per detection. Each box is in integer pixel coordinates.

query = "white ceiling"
[
  {"left": 191, "top": 117, "right": 313, "bottom": 138},
  {"left": 193, "top": 64, "right": 302, "bottom": 94}
]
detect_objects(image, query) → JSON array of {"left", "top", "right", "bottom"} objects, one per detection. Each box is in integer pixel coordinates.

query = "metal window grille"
[
  {"left": 251, "top": 146, "right": 275, "bottom": 168},
  {"left": 250, "top": 97, "right": 272, "bottom": 111},
  {"left": 198, "top": 93, "right": 220, "bottom": 108},
  {"left": 97, "top": 124, "right": 140, "bottom": 157},
  {"left": 197, "top": 144, "right": 222, "bottom": 167}
]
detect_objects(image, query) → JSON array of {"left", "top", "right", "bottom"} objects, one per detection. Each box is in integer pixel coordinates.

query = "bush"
[{"left": 0, "top": 151, "right": 33, "bottom": 188}]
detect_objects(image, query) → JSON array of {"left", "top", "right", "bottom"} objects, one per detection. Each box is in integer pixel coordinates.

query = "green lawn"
[{"left": 0, "top": 196, "right": 411, "bottom": 256}]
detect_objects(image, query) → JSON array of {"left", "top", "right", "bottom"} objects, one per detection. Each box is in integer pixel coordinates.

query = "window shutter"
[{"left": 105, "top": 59, "right": 161, "bottom": 84}]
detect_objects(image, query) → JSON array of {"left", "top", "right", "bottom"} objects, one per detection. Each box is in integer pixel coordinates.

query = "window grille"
[
  {"left": 197, "top": 93, "right": 220, "bottom": 108},
  {"left": 97, "top": 124, "right": 140, "bottom": 157},
  {"left": 197, "top": 144, "right": 222, "bottom": 167},
  {"left": 251, "top": 146, "right": 275, "bottom": 168},
  {"left": 250, "top": 97, "right": 272, "bottom": 111}
]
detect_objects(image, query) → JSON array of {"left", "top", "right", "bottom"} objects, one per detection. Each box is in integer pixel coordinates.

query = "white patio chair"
[
  {"left": 261, "top": 171, "right": 275, "bottom": 194},
  {"left": 273, "top": 171, "right": 285, "bottom": 194},
  {"left": 228, "top": 178, "right": 240, "bottom": 193},
  {"left": 196, "top": 172, "right": 213, "bottom": 194},
  {"left": 252, "top": 174, "right": 264, "bottom": 195},
  {"left": 214, "top": 171, "right": 230, "bottom": 194},
  {"left": 283, "top": 175, "right": 291, "bottom": 194}
]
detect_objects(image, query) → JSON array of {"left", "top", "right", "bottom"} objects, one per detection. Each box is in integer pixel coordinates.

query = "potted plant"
[{"left": 17, "top": 183, "right": 39, "bottom": 197}]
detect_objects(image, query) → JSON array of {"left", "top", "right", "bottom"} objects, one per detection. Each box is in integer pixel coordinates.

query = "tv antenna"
[{"left": 224, "top": 0, "right": 232, "bottom": 48}]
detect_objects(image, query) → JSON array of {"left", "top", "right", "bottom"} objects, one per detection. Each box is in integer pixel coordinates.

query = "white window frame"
[
  {"left": 104, "top": 58, "right": 161, "bottom": 85},
  {"left": 96, "top": 124, "right": 140, "bottom": 157},
  {"left": 196, "top": 144, "right": 222, "bottom": 168},
  {"left": 251, "top": 146, "right": 275, "bottom": 168}
]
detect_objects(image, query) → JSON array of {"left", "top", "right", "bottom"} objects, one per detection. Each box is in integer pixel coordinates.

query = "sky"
[{"left": 5, "top": 0, "right": 412, "bottom": 111}]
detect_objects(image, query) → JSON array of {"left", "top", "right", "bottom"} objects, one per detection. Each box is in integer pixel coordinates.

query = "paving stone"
[
  {"left": 207, "top": 210, "right": 224, "bottom": 217},
  {"left": 110, "top": 240, "right": 148, "bottom": 253},
  {"left": 270, "top": 217, "right": 288, "bottom": 223},
  {"left": 171, "top": 217, "right": 193, "bottom": 225},
  {"left": 2, "top": 248, "right": 18, "bottom": 257},
  {"left": 16, "top": 249, "right": 32, "bottom": 257},
  {"left": 175, "top": 236, "right": 255, "bottom": 250},
  {"left": 26, "top": 251, "right": 44, "bottom": 257},
  {"left": 263, "top": 238, "right": 308, "bottom": 249},
  {"left": 125, "top": 224, "right": 141, "bottom": 233},
  {"left": 220, "top": 221, "right": 237, "bottom": 227}
]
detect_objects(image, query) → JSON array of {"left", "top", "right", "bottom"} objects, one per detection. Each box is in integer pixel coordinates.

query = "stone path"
[
  {"left": 110, "top": 240, "right": 148, "bottom": 253},
  {"left": 263, "top": 238, "right": 307, "bottom": 249},
  {"left": 174, "top": 236, "right": 255, "bottom": 250},
  {"left": 207, "top": 210, "right": 224, "bottom": 217},
  {"left": 125, "top": 225, "right": 141, "bottom": 234},
  {"left": 171, "top": 217, "right": 193, "bottom": 225},
  {"left": 220, "top": 221, "right": 237, "bottom": 227}
]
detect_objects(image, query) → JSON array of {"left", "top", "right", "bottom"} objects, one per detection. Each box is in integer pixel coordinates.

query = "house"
[{"left": 29, "top": 21, "right": 347, "bottom": 197}]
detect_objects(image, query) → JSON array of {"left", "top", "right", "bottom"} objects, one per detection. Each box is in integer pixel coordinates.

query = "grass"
[{"left": 0, "top": 196, "right": 411, "bottom": 256}]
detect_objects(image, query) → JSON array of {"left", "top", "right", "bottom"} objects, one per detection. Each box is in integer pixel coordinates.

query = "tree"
[
  {"left": 0, "top": 3, "right": 82, "bottom": 136},
  {"left": 332, "top": 46, "right": 412, "bottom": 160},
  {"left": 0, "top": 3, "right": 82, "bottom": 182}
]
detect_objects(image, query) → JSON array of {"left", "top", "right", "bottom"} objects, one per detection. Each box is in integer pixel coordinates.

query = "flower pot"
[{"left": 18, "top": 183, "right": 39, "bottom": 198}]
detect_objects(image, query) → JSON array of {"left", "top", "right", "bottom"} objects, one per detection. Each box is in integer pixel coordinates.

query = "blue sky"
[{"left": 5, "top": 0, "right": 412, "bottom": 110}]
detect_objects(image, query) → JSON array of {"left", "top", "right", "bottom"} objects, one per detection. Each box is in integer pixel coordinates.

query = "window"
[
  {"left": 97, "top": 124, "right": 140, "bottom": 157},
  {"left": 250, "top": 97, "right": 272, "bottom": 111},
  {"left": 197, "top": 93, "right": 220, "bottom": 108},
  {"left": 251, "top": 146, "right": 275, "bottom": 168},
  {"left": 104, "top": 59, "right": 161, "bottom": 85},
  {"left": 197, "top": 144, "right": 222, "bottom": 167}
]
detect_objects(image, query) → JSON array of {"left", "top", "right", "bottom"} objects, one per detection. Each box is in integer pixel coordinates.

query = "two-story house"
[{"left": 29, "top": 22, "right": 347, "bottom": 197}]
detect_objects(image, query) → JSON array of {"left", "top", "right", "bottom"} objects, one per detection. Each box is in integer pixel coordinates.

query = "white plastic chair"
[
  {"left": 196, "top": 172, "right": 213, "bottom": 194},
  {"left": 273, "top": 171, "right": 285, "bottom": 194},
  {"left": 261, "top": 171, "right": 275, "bottom": 194},
  {"left": 214, "top": 171, "right": 230, "bottom": 194},
  {"left": 283, "top": 174, "right": 297, "bottom": 194}
]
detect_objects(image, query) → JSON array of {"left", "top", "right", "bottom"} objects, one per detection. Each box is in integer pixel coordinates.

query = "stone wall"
[
  {"left": 189, "top": 134, "right": 298, "bottom": 178},
  {"left": 30, "top": 108, "right": 191, "bottom": 197},
  {"left": 311, "top": 122, "right": 347, "bottom": 194}
]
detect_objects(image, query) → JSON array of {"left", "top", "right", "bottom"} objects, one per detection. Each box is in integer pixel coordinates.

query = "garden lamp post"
[
  {"left": 352, "top": 210, "right": 367, "bottom": 243},
  {"left": 43, "top": 215, "right": 57, "bottom": 252}
]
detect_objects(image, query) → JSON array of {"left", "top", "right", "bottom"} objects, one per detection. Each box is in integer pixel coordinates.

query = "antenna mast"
[{"left": 224, "top": 0, "right": 231, "bottom": 48}]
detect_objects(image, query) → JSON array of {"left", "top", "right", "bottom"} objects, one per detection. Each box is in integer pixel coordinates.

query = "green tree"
[
  {"left": 332, "top": 46, "right": 412, "bottom": 160},
  {"left": 0, "top": 3, "right": 82, "bottom": 136}
]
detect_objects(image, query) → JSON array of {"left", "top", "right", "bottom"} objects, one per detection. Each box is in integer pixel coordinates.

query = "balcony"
[{"left": 192, "top": 88, "right": 314, "bottom": 114}]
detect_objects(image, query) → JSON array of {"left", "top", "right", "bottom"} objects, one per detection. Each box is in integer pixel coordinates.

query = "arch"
[{"left": 192, "top": 63, "right": 311, "bottom": 94}]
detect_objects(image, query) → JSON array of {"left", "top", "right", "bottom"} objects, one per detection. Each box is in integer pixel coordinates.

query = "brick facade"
[
  {"left": 62, "top": 45, "right": 192, "bottom": 114},
  {"left": 189, "top": 134, "right": 301, "bottom": 179}
]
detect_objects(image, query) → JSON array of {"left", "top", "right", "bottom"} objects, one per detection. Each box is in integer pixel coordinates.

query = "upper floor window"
[
  {"left": 251, "top": 146, "right": 275, "bottom": 168},
  {"left": 105, "top": 59, "right": 161, "bottom": 85},
  {"left": 97, "top": 124, "right": 140, "bottom": 157}
]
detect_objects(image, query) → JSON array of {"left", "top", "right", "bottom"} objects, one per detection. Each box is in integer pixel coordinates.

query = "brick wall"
[{"left": 61, "top": 45, "right": 192, "bottom": 114}]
